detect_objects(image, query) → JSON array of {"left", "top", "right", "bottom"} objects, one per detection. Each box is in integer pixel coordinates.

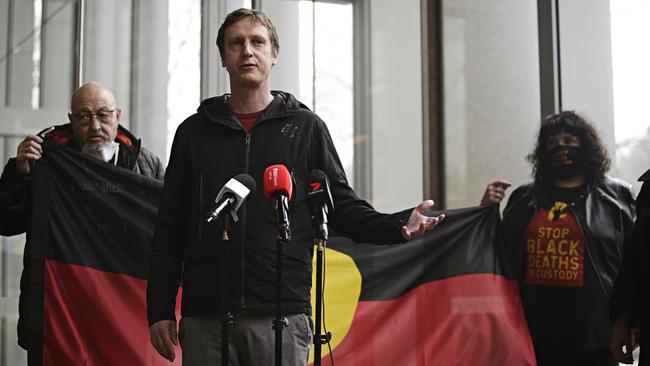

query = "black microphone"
[
  {"left": 205, "top": 174, "right": 256, "bottom": 223},
  {"left": 306, "top": 170, "right": 334, "bottom": 240}
]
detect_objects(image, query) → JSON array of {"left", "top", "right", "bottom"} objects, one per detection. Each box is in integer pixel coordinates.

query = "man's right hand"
[
  {"left": 16, "top": 135, "right": 44, "bottom": 175},
  {"left": 480, "top": 180, "right": 511, "bottom": 206},
  {"left": 150, "top": 320, "right": 178, "bottom": 362}
]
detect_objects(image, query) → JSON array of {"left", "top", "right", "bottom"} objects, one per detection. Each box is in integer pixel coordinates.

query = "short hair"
[
  {"left": 527, "top": 111, "right": 610, "bottom": 192},
  {"left": 216, "top": 8, "right": 280, "bottom": 58}
]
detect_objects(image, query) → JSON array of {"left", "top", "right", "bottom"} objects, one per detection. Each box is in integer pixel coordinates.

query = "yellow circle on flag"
[{"left": 308, "top": 246, "right": 362, "bottom": 363}]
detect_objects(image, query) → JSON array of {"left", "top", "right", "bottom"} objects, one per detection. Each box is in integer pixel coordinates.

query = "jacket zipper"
[
  {"left": 239, "top": 133, "right": 252, "bottom": 309},
  {"left": 197, "top": 172, "right": 203, "bottom": 240}
]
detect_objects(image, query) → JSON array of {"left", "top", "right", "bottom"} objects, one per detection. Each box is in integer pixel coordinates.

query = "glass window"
[
  {"left": 442, "top": 1, "right": 541, "bottom": 209},
  {"left": 1, "top": 0, "right": 79, "bottom": 362},
  {"left": 610, "top": 0, "right": 650, "bottom": 193},
  {"left": 297, "top": 1, "right": 354, "bottom": 181},
  {"left": 167, "top": 0, "right": 201, "bottom": 158}
]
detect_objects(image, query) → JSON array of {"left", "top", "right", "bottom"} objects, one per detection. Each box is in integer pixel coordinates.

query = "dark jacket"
[
  {"left": 503, "top": 177, "right": 635, "bottom": 352},
  {"left": 0, "top": 123, "right": 164, "bottom": 349},
  {"left": 612, "top": 169, "right": 650, "bottom": 349},
  {"left": 503, "top": 177, "right": 635, "bottom": 298},
  {"left": 147, "top": 91, "right": 409, "bottom": 325}
]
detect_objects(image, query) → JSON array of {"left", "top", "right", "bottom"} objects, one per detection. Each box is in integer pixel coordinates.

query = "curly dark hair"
[{"left": 527, "top": 111, "right": 610, "bottom": 192}]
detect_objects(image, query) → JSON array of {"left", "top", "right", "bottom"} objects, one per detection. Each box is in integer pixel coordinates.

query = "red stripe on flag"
[
  {"left": 43, "top": 260, "right": 181, "bottom": 365},
  {"left": 315, "top": 274, "right": 536, "bottom": 366}
]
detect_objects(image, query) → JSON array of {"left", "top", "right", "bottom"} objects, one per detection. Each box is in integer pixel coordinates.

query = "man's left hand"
[{"left": 401, "top": 200, "right": 445, "bottom": 240}]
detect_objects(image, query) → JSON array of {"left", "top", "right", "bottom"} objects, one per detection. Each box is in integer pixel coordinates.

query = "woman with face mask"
[{"left": 480, "top": 111, "right": 636, "bottom": 366}]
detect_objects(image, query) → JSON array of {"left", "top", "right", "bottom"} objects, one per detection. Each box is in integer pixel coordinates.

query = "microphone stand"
[
  {"left": 313, "top": 225, "right": 331, "bottom": 366},
  {"left": 273, "top": 195, "right": 290, "bottom": 366},
  {"left": 216, "top": 206, "right": 238, "bottom": 366}
]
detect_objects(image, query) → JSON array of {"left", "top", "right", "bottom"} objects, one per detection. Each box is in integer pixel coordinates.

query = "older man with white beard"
[{"left": 0, "top": 81, "right": 165, "bottom": 350}]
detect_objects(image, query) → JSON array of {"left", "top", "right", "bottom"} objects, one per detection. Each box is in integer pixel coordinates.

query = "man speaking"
[{"left": 147, "top": 8, "right": 444, "bottom": 365}]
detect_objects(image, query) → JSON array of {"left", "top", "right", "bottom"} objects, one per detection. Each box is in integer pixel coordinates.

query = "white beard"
[{"left": 81, "top": 141, "right": 120, "bottom": 165}]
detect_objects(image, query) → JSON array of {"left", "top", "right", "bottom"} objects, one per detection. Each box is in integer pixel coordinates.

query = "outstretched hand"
[{"left": 401, "top": 200, "right": 445, "bottom": 240}]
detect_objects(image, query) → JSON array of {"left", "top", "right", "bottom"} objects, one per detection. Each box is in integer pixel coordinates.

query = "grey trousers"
[{"left": 179, "top": 311, "right": 313, "bottom": 366}]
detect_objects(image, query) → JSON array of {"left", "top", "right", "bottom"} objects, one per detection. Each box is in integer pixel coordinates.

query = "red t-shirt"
[
  {"left": 523, "top": 202, "right": 586, "bottom": 287},
  {"left": 235, "top": 110, "right": 265, "bottom": 133}
]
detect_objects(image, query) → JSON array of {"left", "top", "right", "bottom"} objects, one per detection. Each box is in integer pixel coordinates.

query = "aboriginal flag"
[
  {"left": 308, "top": 206, "right": 536, "bottom": 365},
  {"left": 24, "top": 141, "right": 179, "bottom": 365},
  {"left": 24, "top": 141, "right": 534, "bottom": 365}
]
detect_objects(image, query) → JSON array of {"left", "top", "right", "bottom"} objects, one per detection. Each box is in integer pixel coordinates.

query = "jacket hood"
[
  {"left": 639, "top": 169, "right": 650, "bottom": 182},
  {"left": 197, "top": 91, "right": 311, "bottom": 129}
]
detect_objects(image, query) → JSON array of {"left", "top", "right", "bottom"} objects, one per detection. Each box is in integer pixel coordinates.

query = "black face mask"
[{"left": 546, "top": 145, "right": 585, "bottom": 179}]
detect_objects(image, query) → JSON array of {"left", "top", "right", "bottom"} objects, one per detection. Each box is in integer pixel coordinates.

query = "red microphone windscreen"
[{"left": 263, "top": 164, "right": 293, "bottom": 201}]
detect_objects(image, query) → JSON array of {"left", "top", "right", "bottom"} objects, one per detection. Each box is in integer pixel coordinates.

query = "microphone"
[
  {"left": 205, "top": 174, "right": 256, "bottom": 223},
  {"left": 263, "top": 165, "right": 292, "bottom": 240},
  {"left": 305, "top": 170, "right": 334, "bottom": 240}
]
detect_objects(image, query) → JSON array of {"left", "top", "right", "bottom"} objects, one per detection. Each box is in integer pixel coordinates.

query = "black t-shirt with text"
[{"left": 519, "top": 185, "right": 611, "bottom": 351}]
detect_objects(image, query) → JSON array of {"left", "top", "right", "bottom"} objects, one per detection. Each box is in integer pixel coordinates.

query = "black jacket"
[
  {"left": 503, "top": 177, "right": 635, "bottom": 350},
  {"left": 612, "top": 169, "right": 650, "bottom": 337},
  {"left": 503, "top": 177, "right": 635, "bottom": 298},
  {"left": 147, "top": 91, "right": 409, "bottom": 325},
  {"left": 0, "top": 123, "right": 164, "bottom": 349}
]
